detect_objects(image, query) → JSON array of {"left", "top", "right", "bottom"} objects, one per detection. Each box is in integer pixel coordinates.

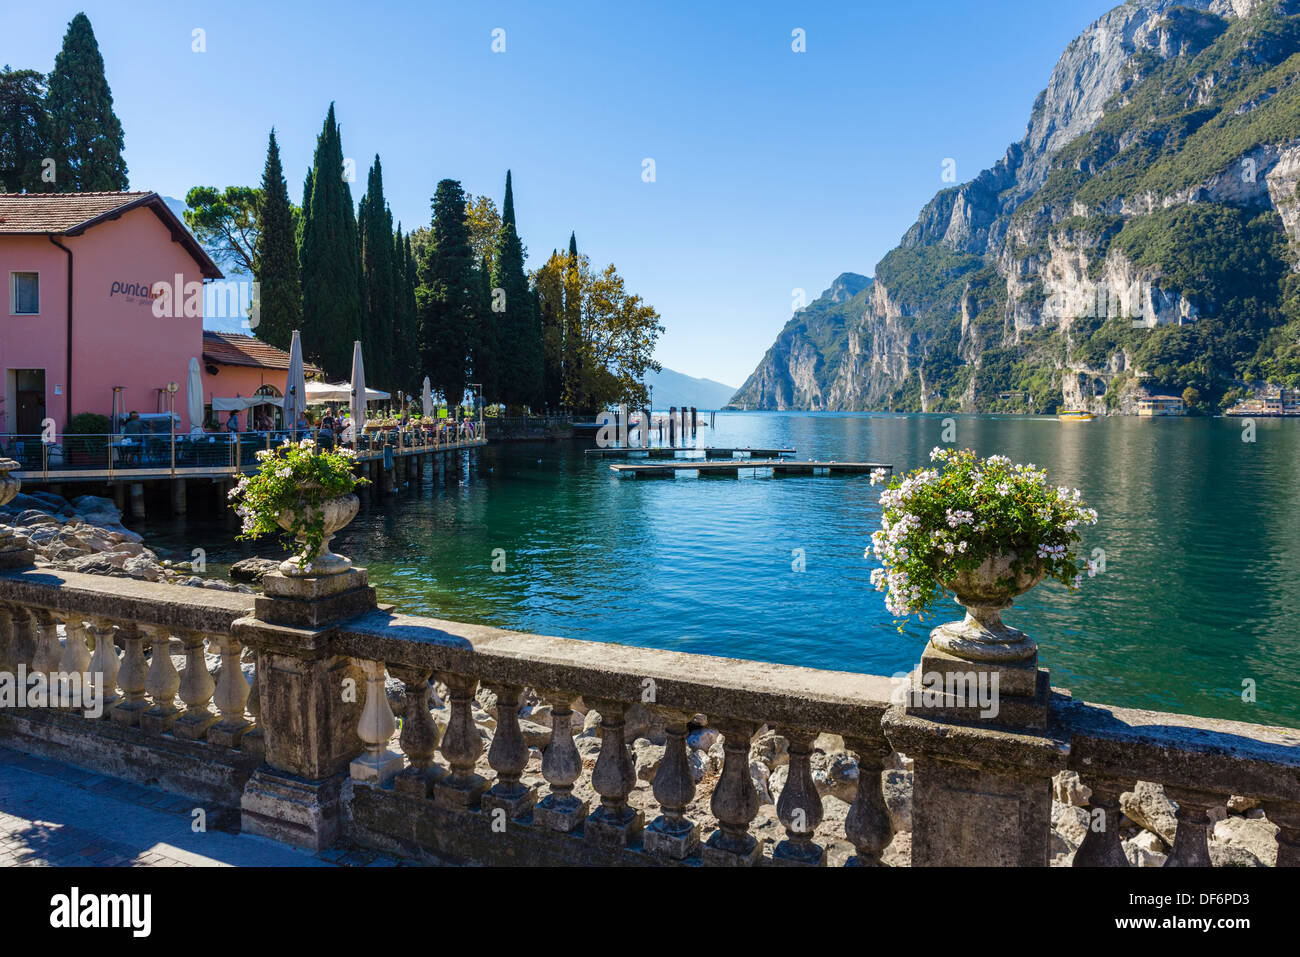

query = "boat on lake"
[{"left": 1058, "top": 410, "right": 1096, "bottom": 422}]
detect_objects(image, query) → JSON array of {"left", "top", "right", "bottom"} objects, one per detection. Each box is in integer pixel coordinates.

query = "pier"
[
  {"left": 609, "top": 459, "right": 893, "bottom": 478},
  {"left": 584, "top": 446, "right": 795, "bottom": 459}
]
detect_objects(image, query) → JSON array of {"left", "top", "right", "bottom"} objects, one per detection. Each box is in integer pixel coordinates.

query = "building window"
[{"left": 11, "top": 272, "right": 39, "bottom": 315}]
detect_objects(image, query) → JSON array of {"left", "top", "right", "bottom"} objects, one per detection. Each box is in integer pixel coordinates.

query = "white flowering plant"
[
  {"left": 228, "top": 439, "right": 366, "bottom": 566},
  {"left": 867, "top": 447, "right": 1098, "bottom": 619}
]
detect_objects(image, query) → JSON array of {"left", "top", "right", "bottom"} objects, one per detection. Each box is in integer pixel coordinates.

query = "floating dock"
[
  {"left": 609, "top": 459, "right": 893, "bottom": 478},
  {"left": 585, "top": 446, "right": 795, "bottom": 459}
]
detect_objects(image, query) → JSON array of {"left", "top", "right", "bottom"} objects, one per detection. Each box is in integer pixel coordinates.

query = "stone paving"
[{"left": 0, "top": 746, "right": 405, "bottom": 867}]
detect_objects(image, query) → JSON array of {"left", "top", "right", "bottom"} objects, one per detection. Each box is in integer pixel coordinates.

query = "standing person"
[{"left": 226, "top": 410, "right": 240, "bottom": 433}]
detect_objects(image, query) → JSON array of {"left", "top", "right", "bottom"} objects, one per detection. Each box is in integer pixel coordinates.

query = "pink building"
[
  {"left": 0, "top": 191, "right": 221, "bottom": 435},
  {"left": 202, "top": 331, "right": 322, "bottom": 428}
]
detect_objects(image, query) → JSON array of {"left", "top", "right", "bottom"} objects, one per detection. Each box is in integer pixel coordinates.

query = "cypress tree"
[
  {"left": 253, "top": 129, "right": 300, "bottom": 350},
  {"left": 474, "top": 255, "right": 498, "bottom": 402},
  {"left": 0, "top": 67, "right": 51, "bottom": 192},
  {"left": 299, "top": 104, "right": 362, "bottom": 379},
  {"left": 45, "top": 14, "right": 127, "bottom": 191},
  {"left": 417, "top": 179, "right": 475, "bottom": 411},
  {"left": 397, "top": 231, "right": 419, "bottom": 394},
  {"left": 536, "top": 250, "right": 566, "bottom": 411},
  {"left": 562, "top": 232, "right": 585, "bottom": 410},
  {"left": 358, "top": 156, "right": 397, "bottom": 389},
  {"left": 297, "top": 168, "right": 313, "bottom": 249},
  {"left": 491, "top": 171, "right": 541, "bottom": 409}
]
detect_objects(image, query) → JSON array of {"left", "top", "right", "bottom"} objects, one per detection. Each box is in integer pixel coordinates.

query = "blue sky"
[{"left": 4, "top": 0, "right": 1111, "bottom": 386}]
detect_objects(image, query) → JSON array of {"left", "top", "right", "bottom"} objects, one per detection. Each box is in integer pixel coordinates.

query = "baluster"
[
  {"left": 173, "top": 631, "right": 218, "bottom": 740},
  {"left": 482, "top": 682, "right": 535, "bottom": 820},
  {"left": 585, "top": 698, "right": 643, "bottom": 847},
  {"left": 54, "top": 616, "right": 91, "bottom": 708},
  {"left": 844, "top": 734, "right": 894, "bottom": 866},
  {"left": 30, "top": 611, "right": 61, "bottom": 693},
  {"left": 85, "top": 620, "right": 121, "bottom": 718},
  {"left": 209, "top": 634, "right": 252, "bottom": 747},
  {"left": 433, "top": 671, "right": 487, "bottom": 808},
  {"left": 703, "top": 718, "right": 762, "bottom": 866},
  {"left": 644, "top": 708, "right": 699, "bottom": 859},
  {"left": 1163, "top": 785, "right": 1218, "bottom": 867},
  {"left": 1072, "top": 776, "right": 1131, "bottom": 867},
  {"left": 8, "top": 606, "right": 36, "bottom": 672},
  {"left": 773, "top": 728, "right": 826, "bottom": 866},
  {"left": 242, "top": 651, "right": 265, "bottom": 759},
  {"left": 535, "top": 690, "right": 588, "bottom": 832},
  {"left": 1262, "top": 801, "right": 1300, "bottom": 867},
  {"left": 110, "top": 624, "right": 149, "bottom": 726},
  {"left": 139, "top": 625, "right": 181, "bottom": 734},
  {"left": 391, "top": 665, "right": 440, "bottom": 796},
  {"left": 350, "top": 659, "right": 404, "bottom": 784}
]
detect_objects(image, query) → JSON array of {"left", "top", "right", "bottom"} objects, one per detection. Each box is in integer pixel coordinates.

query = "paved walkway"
[{"left": 0, "top": 746, "right": 401, "bottom": 867}]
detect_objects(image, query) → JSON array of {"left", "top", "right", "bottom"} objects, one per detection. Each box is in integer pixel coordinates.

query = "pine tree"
[
  {"left": 45, "top": 14, "right": 127, "bottom": 191},
  {"left": 0, "top": 67, "right": 51, "bottom": 192},
  {"left": 417, "top": 179, "right": 475, "bottom": 411},
  {"left": 253, "top": 130, "right": 300, "bottom": 350},
  {"left": 358, "top": 155, "right": 396, "bottom": 388},
  {"left": 491, "top": 171, "right": 541, "bottom": 409},
  {"left": 298, "top": 104, "right": 362, "bottom": 379}
]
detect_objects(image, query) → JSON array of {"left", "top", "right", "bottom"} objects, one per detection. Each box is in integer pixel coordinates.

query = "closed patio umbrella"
[
  {"left": 350, "top": 340, "right": 366, "bottom": 435},
  {"left": 284, "top": 330, "right": 306, "bottom": 431},
  {"left": 422, "top": 376, "right": 433, "bottom": 418},
  {"left": 186, "top": 357, "right": 204, "bottom": 436}
]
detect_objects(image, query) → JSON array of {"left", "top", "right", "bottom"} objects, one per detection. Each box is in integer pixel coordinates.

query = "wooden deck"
[
  {"left": 609, "top": 459, "right": 893, "bottom": 478},
  {"left": 584, "top": 446, "right": 795, "bottom": 459}
]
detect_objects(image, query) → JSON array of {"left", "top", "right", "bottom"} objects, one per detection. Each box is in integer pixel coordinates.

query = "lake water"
[{"left": 138, "top": 412, "right": 1300, "bottom": 728}]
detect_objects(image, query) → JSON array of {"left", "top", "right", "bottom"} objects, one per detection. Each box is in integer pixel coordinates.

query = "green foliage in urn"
[
  {"left": 228, "top": 439, "right": 367, "bottom": 569},
  {"left": 867, "top": 448, "right": 1098, "bottom": 620}
]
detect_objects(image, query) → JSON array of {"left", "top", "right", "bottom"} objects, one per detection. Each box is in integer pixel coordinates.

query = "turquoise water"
[{"left": 140, "top": 412, "right": 1300, "bottom": 727}]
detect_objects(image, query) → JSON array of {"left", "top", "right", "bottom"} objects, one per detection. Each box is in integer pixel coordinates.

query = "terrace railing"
[
  {"left": 0, "top": 428, "right": 486, "bottom": 483},
  {"left": 1, "top": 560, "right": 1297, "bottom": 867}
]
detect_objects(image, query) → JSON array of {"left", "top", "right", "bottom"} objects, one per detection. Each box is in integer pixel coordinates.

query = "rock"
[
  {"left": 520, "top": 719, "right": 551, "bottom": 750},
  {"left": 623, "top": 702, "right": 666, "bottom": 745},
  {"left": 688, "top": 748, "right": 710, "bottom": 782},
  {"left": 1208, "top": 841, "right": 1265, "bottom": 867},
  {"left": 1121, "top": 781, "right": 1178, "bottom": 845},
  {"left": 882, "top": 831, "right": 911, "bottom": 867},
  {"left": 1122, "top": 837, "right": 1168, "bottom": 868},
  {"left": 65, "top": 555, "right": 128, "bottom": 577},
  {"left": 824, "top": 750, "right": 859, "bottom": 803},
  {"left": 104, "top": 526, "right": 144, "bottom": 543},
  {"left": 1130, "top": 828, "right": 1167, "bottom": 855},
  {"left": 1212, "top": 815, "right": 1279, "bottom": 866},
  {"left": 750, "top": 760, "right": 774, "bottom": 805},
  {"left": 581, "top": 709, "right": 602, "bottom": 736},
  {"left": 634, "top": 740, "right": 665, "bottom": 783},
  {"left": 122, "top": 555, "right": 163, "bottom": 581},
  {"left": 1053, "top": 770, "right": 1092, "bottom": 807},
  {"left": 230, "top": 557, "right": 279, "bottom": 583},
  {"left": 1052, "top": 801, "right": 1091, "bottom": 851},
  {"left": 72, "top": 495, "right": 120, "bottom": 518},
  {"left": 1227, "top": 795, "right": 1260, "bottom": 813},
  {"left": 24, "top": 525, "right": 62, "bottom": 546},
  {"left": 202, "top": 579, "right": 239, "bottom": 591},
  {"left": 750, "top": 729, "right": 788, "bottom": 769},
  {"left": 687, "top": 727, "right": 719, "bottom": 752},
  {"left": 883, "top": 768, "right": 913, "bottom": 833},
  {"left": 14, "top": 510, "right": 58, "bottom": 527}
]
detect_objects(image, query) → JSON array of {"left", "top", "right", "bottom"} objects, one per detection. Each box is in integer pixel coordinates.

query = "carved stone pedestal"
[{"left": 241, "top": 768, "right": 346, "bottom": 850}]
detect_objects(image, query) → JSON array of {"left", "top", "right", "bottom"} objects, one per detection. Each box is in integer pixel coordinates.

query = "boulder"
[
  {"left": 15, "top": 510, "right": 58, "bottom": 527},
  {"left": 1053, "top": 770, "right": 1093, "bottom": 807},
  {"left": 1212, "top": 815, "right": 1279, "bottom": 866},
  {"left": 66, "top": 555, "right": 128, "bottom": 577},
  {"left": 520, "top": 719, "right": 552, "bottom": 750},
  {"left": 750, "top": 760, "right": 774, "bottom": 805},
  {"left": 633, "top": 740, "right": 665, "bottom": 782},
  {"left": 750, "top": 729, "right": 789, "bottom": 769},
  {"left": 1121, "top": 781, "right": 1178, "bottom": 845},
  {"left": 72, "top": 495, "right": 120, "bottom": 517},
  {"left": 1122, "top": 836, "right": 1168, "bottom": 867},
  {"left": 123, "top": 555, "right": 164, "bottom": 581},
  {"left": 229, "top": 557, "right": 279, "bottom": 583},
  {"left": 623, "top": 702, "right": 666, "bottom": 745},
  {"left": 1051, "top": 801, "right": 1091, "bottom": 851},
  {"left": 687, "top": 727, "right": 719, "bottom": 752}
]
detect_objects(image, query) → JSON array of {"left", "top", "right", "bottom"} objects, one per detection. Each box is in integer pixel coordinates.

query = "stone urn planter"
[
  {"left": 930, "top": 549, "right": 1045, "bottom": 663},
  {"left": 275, "top": 492, "right": 359, "bottom": 576},
  {"left": 0, "top": 457, "right": 35, "bottom": 568}
]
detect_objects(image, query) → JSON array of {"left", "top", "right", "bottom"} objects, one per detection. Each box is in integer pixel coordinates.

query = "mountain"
[
  {"left": 645, "top": 366, "right": 738, "bottom": 409},
  {"left": 734, "top": 0, "right": 1300, "bottom": 414}
]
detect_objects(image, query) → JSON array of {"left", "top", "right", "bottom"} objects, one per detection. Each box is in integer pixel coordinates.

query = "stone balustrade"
[{"left": 1, "top": 565, "right": 1298, "bottom": 866}]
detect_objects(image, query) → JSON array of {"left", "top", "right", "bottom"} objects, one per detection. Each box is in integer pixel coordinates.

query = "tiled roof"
[
  {"left": 0, "top": 190, "right": 222, "bottom": 279},
  {"left": 0, "top": 191, "right": 153, "bottom": 232},
  {"left": 203, "top": 331, "right": 323, "bottom": 375}
]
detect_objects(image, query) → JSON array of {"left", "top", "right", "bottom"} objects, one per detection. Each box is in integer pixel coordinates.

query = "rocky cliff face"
[{"left": 733, "top": 0, "right": 1300, "bottom": 413}]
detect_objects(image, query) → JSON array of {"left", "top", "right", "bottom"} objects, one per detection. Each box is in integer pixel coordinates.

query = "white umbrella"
[
  {"left": 350, "top": 340, "right": 366, "bottom": 434},
  {"left": 186, "top": 357, "right": 204, "bottom": 436},
  {"left": 284, "top": 330, "right": 306, "bottom": 430},
  {"left": 422, "top": 376, "right": 433, "bottom": 418}
]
